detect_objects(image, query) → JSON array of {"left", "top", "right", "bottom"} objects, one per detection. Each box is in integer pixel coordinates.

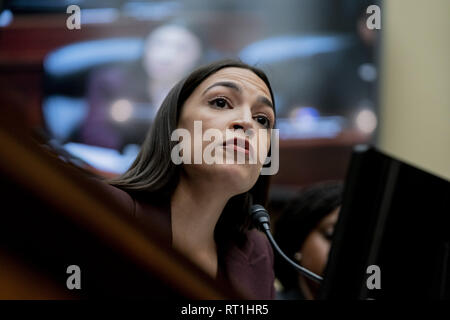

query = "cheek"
[
  {"left": 227, "top": 164, "right": 261, "bottom": 194},
  {"left": 245, "top": 163, "right": 262, "bottom": 188},
  {"left": 300, "top": 233, "right": 331, "bottom": 275},
  {"left": 253, "top": 131, "right": 271, "bottom": 164},
  {"left": 178, "top": 112, "right": 230, "bottom": 165}
]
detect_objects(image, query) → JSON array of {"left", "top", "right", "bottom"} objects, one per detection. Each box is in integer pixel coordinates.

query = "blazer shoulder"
[
  {"left": 85, "top": 176, "right": 136, "bottom": 217},
  {"left": 85, "top": 176, "right": 171, "bottom": 242}
]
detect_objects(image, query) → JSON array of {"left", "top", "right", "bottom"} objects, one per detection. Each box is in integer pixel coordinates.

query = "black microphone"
[{"left": 251, "top": 204, "right": 323, "bottom": 284}]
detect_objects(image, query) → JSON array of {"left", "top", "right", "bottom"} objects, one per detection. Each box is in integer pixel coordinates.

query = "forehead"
[
  {"left": 198, "top": 67, "right": 272, "bottom": 101},
  {"left": 148, "top": 26, "right": 195, "bottom": 45}
]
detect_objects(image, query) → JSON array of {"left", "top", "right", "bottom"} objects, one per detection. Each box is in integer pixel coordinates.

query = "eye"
[
  {"left": 254, "top": 115, "right": 271, "bottom": 129},
  {"left": 321, "top": 229, "right": 334, "bottom": 241},
  {"left": 208, "top": 97, "right": 230, "bottom": 109}
]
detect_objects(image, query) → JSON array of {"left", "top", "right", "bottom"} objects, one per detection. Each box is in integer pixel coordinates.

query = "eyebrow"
[
  {"left": 203, "top": 81, "right": 241, "bottom": 95},
  {"left": 258, "top": 96, "right": 274, "bottom": 110},
  {"left": 203, "top": 81, "right": 274, "bottom": 110}
]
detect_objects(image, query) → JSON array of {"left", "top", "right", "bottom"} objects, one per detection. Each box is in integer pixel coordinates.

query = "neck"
[
  {"left": 170, "top": 173, "right": 233, "bottom": 277},
  {"left": 298, "top": 275, "right": 317, "bottom": 300},
  {"left": 147, "top": 79, "right": 176, "bottom": 108}
]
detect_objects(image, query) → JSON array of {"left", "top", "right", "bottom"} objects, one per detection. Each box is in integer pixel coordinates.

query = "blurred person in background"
[
  {"left": 81, "top": 22, "right": 203, "bottom": 150},
  {"left": 274, "top": 182, "right": 343, "bottom": 299}
]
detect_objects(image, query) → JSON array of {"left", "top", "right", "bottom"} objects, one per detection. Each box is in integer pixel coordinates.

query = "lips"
[{"left": 223, "top": 137, "right": 253, "bottom": 156}]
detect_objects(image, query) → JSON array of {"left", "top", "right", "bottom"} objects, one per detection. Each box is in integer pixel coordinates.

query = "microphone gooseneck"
[{"left": 250, "top": 204, "right": 323, "bottom": 284}]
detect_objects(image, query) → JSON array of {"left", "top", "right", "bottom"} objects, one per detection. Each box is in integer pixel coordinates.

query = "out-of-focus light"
[
  {"left": 290, "top": 106, "right": 320, "bottom": 132},
  {"left": 111, "top": 99, "right": 133, "bottom": 122},
  {"left": 0, "top": 10, "right": 13, "bottom": 27},
  {"left": 291, "top": 106, "right": 320, "bottom": 120},
  {"left": 63, "top": 142, "right": 140, "bottom": 174},
  {"left": 239, "top": 35, "right": 354, "bottom": 64},
  {"left": 358, "top": 63, "right": 377, "bottom": 82},
  {"left": 123, "top": 1, "right": 181, "bottom": 20},
  {"left": 355, "top": 109, "right": 377, "bottom": 134},
  {"left": 81, "top": 8, "right": 119, "bottom": 24},
  {"left": 44, "top": 38, "right": 143, "bottom": 77}
]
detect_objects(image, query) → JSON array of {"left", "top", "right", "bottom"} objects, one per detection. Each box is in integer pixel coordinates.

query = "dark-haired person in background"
[
  {"left": 274, "top": 182, "right": 343, "bottom": 300},
  {"left": 98, "top": 59, "right": 277, "bottom": 299}
]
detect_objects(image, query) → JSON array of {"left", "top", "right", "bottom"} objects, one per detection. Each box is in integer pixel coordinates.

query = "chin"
[{"left": 214, "top": 164, "right": 259, "bottom": 194}]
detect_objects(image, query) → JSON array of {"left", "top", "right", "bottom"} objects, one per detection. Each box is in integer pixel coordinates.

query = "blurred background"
[{"left": 0, "top": 0, "right": 379, "bottom": 204}]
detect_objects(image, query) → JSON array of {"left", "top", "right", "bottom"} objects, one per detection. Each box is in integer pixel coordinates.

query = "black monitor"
[{"left": 319, "top": 145, "right": 450, "bottom": 299}]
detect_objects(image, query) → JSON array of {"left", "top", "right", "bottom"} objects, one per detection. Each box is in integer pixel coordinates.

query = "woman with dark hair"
[
  {"left": 274, "top": 182, "right": 343, "bottom": 300},
  {"left": 103, "top": 59, "right": 277, "bottom": 299}
]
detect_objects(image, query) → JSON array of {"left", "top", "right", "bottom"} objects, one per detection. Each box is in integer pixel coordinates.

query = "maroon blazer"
[{"left": 100, "top": 181, "right": 276, "bottom": 299}]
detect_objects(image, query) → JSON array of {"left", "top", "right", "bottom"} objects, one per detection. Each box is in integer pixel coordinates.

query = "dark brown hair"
[
  {"left": 108, "top": 59, "right": 276, "bottom": 248},
  {"left": 274, "top": 182, "right": 343, "bottom": 292}
]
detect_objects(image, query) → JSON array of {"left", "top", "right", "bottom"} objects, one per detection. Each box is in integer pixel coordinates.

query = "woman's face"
[
  {"left": 297, "top": 207, "right": 340, "bottom": 298},
  {"left": 143, "top": 25, "right": 201, "bottom": 83},
  {"left": 177, "top": 67, "right": 275, "bottom": 196}
]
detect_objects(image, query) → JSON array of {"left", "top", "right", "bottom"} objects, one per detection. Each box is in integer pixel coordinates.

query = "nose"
[{"left": 229, "top": 107, "right": 254, "bottom": 135}]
